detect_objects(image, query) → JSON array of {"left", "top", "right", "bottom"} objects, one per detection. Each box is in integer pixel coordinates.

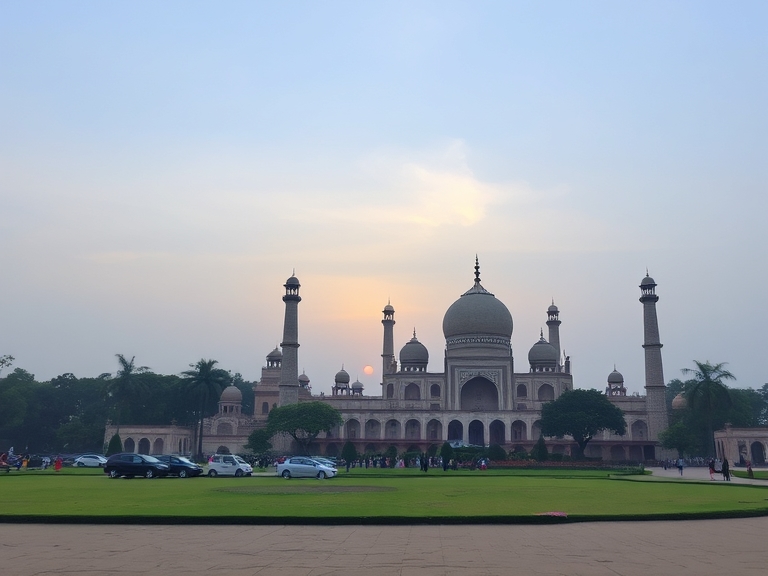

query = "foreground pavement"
[{"left": 2, "top": 518, "right": 767, "bottom": 576}]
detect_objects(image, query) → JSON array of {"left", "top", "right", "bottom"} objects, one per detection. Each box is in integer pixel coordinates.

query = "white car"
[
  {"left": 207, "top": 454, "right": 252, "bottom": 477},
  {"left": 74, "top": 454, "right": 108, "bottom": 467},
  {"left": 277, "top": 457, "right": 337, "bottom": 479}
]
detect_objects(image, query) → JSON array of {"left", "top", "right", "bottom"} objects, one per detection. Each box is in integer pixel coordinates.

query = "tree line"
[
  {"left": 661, "top": 361, "right": 768, "bottom": 457},
  {"left": 0, "top": 355, "right": 254, "bottom": 454}
]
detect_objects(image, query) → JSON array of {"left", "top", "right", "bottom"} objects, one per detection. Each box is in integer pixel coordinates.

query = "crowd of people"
[{"left": 0, "top": 448, "right": 64, "bottom": 472}]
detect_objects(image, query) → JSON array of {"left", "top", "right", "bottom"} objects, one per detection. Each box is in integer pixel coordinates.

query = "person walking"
[
  {"left": 708, "top": 459, "right": 715, "bottom": 480},
  {"left": 722, "top": 458, "right": 730, "bottom": 481},
  {"left": 676, "top": 457, "right": 685, "bottom": 476}
]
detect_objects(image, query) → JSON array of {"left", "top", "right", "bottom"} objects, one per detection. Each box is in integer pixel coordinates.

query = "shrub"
[
  {"left": 488, "top": 444, "right": 507, "bottom": 461},
  {"left": 341, "top": 441, "right": 358, "bottom": 463},
  {"left": 530, "top": 435, "right": 549, "bottom": 462},
  {"left": 106, "top": 433, "right": 122, "bottom": 456}
]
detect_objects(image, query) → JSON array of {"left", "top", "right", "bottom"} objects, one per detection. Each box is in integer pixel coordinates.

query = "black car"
[
  {"left": 154, "top": 455, "right": 203, "bottom": 478},
  {"left": 104, "top": 453, "right": 170, "bottom": 479}
]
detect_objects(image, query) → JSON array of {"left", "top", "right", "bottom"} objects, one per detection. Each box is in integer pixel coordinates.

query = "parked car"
[
  {"left": 311, "top": 457, "right": 337, "bottom": 468},
  {"left": 155, "top": 455, "right": 203, "bottom": 478},
  {"left": 277, "top": 457, "right": 337, "bottom": 479},
  {"left": 104, "top": 453, "right": 170, "bottom": 479},
  {"left": 74, "top": 454, "right": 108, "bottom": 467},
  {"left": 206, "top": 454, "right": 253, "bottom": 477}
]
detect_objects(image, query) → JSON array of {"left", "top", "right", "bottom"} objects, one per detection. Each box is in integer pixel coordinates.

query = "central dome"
[{"left": 442, "top": 261, "right": 513, "bottom": 342}]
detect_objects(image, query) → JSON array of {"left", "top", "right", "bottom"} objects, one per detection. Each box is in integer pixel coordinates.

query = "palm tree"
[
  {"left": 682, "top": 360, "right": 735, "bottom": 456},
  {"left": 108, "top": 354, "right": 149, "bottom": 433},
  {"left": 182, "top": 359, "right": 229, "bottom": 459}
]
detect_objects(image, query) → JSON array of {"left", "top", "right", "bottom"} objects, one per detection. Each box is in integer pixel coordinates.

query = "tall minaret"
[
  {"left": 639, "top": 273, "right": 669, "bottom": 439},
  {"left": 381, "top": 300, "right": 396, "bottom": 377},
  {"left": 278, "top": 273, "right": 301, "bottom": 406},
  {"left": 546, "top": 300, "right": 561, "bottom": 370}
]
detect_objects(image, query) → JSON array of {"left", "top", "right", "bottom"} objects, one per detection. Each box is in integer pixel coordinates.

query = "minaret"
[
  {"left": 546, "top": 300, "right": 561, "bottom": 371},
  {"left": 639, "top": 273, "right": 668, "bottom": 439},
  {"left": 278, "top": 272, "right": 301, "bottom": 406},
  {"left": 381, "top": 300, "right": 396, "bottom": 377}
]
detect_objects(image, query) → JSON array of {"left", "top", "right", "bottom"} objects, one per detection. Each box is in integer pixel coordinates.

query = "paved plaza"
[{"left": 1, "top": 468, "right": 766, "bottom": 575}]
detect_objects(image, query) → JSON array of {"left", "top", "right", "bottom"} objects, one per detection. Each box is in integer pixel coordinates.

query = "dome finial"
[
  {"left": 413, "top": 327, "right": 417, "bottom": 339},
  {"left": 540, "top": 328, "right": 544, "bottom": 339},
  {"left": 474, "top": 255, "right": 481, "bottom": 284}
]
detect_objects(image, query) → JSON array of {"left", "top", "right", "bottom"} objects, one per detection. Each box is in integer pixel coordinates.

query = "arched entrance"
[
  {"left": 345, "top": 419, "right": 360, "bottom": 439},
  {"left": 460, "top": 377, "right": 499, "bottom": 411},
  {"left": 468, "top": 420, "right": 485, "bottom": 446},
  {"left": 404, "top": 383, "right": 420, "bottom": 400},
  {"left": 447, "top": 420, "right": 463, "bottom": 442},
  {"left": 511, "top": 420, "right": 527, "bottom": 441},
  {"left": 751, "top": 442, "right": 766, "bottom": 465},
  {"left": 124, "top": 437, "right": 135, "bottom": 453},
  {"left": 537, "top": 384, "right": 554, "bottom": 401},
  {"left": 138, "top": 438, "right": 150, "bottom": 454},
  {"left": 152, "top": 438, "right": 164, "bottom": 454},
  {"left": 631, "top": 420, "right": 648, "bottom": 441},
  {"left": 426, "top": 419, "right": 442, "bottom": 441},
  {"left": 217, "top": 422, "right": 233, "bottom": 435},
  {"left": 385, "top": 419, "right": 401, "bottom": 439},
  {"left": 405, "top": 419, "right": 421, "bottom": 440},
  {"left": 365, "top": 419, "right": 381, "bottom": 439},
  {"left": 531, "top": 420, "right": 542, "bottom": 439},
  {"left": 489, "top": 420, "right": 505, "bottom": 445}
]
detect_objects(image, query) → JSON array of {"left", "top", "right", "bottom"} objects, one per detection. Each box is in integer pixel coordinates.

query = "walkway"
[{"left": 2, "top": 518, "right": 767, "bottom": 575}]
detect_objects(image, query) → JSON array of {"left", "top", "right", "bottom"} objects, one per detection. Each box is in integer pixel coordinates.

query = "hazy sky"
[{"left": 2, "top": 2, "right": 766, "bottom": 396}]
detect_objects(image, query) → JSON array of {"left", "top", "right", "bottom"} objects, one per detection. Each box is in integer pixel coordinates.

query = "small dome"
[
  {"left": 383, "top": 303, "right": 394, "bottom": 313},
  {"left": 528, "top": 336, "right": 559, "bottom": 365},
  {"left": 298, "top": 372, "right": 310, "bottom": 384},
  {"left": 285, "top": 274, "right": 300, "bottom": 287},
  {"left": 399, "top": 333, "right": 429, "bottom": 364},
  {"left": 640, "top": 274, "right": 656, "bottom": 287},
  {"left": 351, "top": 380, "right": 364, "bottom": 390},
  {"left": 671, "top": 393, "right": 687, "bottom": 410},
  {"left": 334, "top": 368, "right": 350, "bottom": 385},
  {"left": 219, "top": 385, "right": 242, "bottom": 403},
  {"left": 607, "top": 369, "right": 624, "bottom": 384},
  {"left": 267, "top": 347, "right": 282, "bottom": 360},
  {"left": 548, "top": 300, "right": 559, "bottom": 313}
]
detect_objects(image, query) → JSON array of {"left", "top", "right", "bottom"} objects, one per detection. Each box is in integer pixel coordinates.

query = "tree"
[
  {"left": 341, "top": 441, "right": 358, "bottom": 464},
  {"left": 0, "top": 354, "right": 15, "bottom": 376},
  {"left": 440, "top": 441, "right": 454, "bottom": 470},
  {"left": 108, "top": 354, "right": 149, "bottom": 432},
  {"left": 266, "top": 401, "right": 342, "bottom": 455},
  {"left": 682, "top": 361, "right": 735, "bottom": 456},
  {"left": 530, "top": 435, "right": 549, "bottom": 461},
  {"left": 106, "top": 433, "right": 123, "bottom": 455},
  {"left": 245, "top": 428, "right": 273, "bottom": 454},
  {"left": 659, "top": 420, "right": 698, "bottom": 458},
  {"left": 541, "top": 389, "right": 626, "bottom": 458},
  {"left": 182, "top": 359, "right": 230, "bottom": 459},
  {"left": 487, "top": 444, "right": 507, "bottom": 461}
]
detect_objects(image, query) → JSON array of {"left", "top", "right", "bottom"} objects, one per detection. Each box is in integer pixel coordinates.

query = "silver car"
[{"left": 277, "top": 457, "right": 337, "bottom": 479}]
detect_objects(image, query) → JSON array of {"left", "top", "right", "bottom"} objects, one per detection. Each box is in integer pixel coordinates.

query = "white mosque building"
[{"left": 106, "top": 260, "right": 670, "bottom": 461}]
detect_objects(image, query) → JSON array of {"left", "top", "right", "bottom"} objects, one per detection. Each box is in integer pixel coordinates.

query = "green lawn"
[
  {"left": 733, "top": 470, "right": 768, "bottom": 480},
  {"left": 2, "top": 467, "right": 767, "bottom": 523}
]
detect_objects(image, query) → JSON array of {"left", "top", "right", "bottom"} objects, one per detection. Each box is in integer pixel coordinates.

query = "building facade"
[{"left": 106, "top": 262, "right": 670, "bottom": 461}]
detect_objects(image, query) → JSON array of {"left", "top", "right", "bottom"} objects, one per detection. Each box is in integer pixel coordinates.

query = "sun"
[{"left": 363, "top": 365, "right": 374, "bottom": 375}]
